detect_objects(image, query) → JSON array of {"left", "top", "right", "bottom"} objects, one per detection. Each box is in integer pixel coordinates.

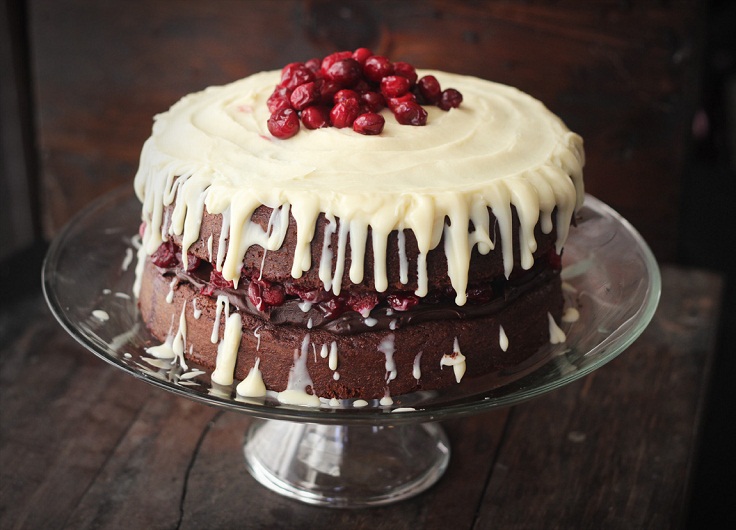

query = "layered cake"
[{"left": 133, "top": 50, "right": 585, "bottom": 404}]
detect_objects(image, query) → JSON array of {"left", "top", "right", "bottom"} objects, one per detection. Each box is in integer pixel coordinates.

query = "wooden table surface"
[{"left": 0, "top": 263, "right": 723, "bottom": 529}]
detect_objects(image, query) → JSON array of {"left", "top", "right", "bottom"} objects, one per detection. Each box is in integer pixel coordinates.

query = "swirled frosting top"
[{"left": 134, "top": 69, "right": 585, "bottom": 305}]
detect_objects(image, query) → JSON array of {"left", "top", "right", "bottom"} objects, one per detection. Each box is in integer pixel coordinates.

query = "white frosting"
[
  {"left": 440, "top": 337, "right": 467, "bottom": 383},
  {"left": 236, "top": 358, "right": 267, "bottom": 397},
  {"left": 277, "top": 335, "right": 320, "bottom": 407},
  {"left": 499, "top": 325, "right": 509, "bottom": 352},
  {"left": 211, "top": 312, "right": 242, "bottom": 385},
  {"left": 378, "top": 333, "right": 397, "bottom": 383},
  {"left": 547, "top": 312, "right": 567, "bottom": 344},
  {"left": 134, "top": 69, "right": 584, "bottom": 306}
]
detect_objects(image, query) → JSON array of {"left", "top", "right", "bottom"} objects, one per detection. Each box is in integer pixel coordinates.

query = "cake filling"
[{"left": 148, "top": 237, "right": 561, "bottom": 335}]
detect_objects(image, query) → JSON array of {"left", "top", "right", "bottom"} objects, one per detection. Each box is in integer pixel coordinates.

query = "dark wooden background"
[{"left": 7, "top": 0, "right": 704, "bottom": 261}]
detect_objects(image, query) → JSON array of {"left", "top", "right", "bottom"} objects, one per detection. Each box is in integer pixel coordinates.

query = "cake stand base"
[{"left": 243, "top": 418, "right": 450, "bottom": 507}]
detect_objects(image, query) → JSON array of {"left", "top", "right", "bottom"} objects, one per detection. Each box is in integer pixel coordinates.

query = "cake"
[{"left": 133, "top": 50, "right": 585, "bottom": 404}]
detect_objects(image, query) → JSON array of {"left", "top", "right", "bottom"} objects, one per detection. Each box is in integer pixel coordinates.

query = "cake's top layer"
[{"left": 134, "top": 69, "right": 584, "bottom": 305}]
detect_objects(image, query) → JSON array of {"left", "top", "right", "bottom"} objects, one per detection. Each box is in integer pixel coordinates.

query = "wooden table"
[{"left": 0, "top": 263, "right": 723, "bottom": 529}]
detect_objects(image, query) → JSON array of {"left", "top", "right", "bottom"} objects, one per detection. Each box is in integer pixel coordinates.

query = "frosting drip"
[{"left": 135, "top": 70, "right": 584, "bottom": 305}]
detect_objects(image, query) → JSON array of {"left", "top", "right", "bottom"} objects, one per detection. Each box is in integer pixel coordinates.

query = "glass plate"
[{"left": 43, "top": 187, "right": 660, "bottom": 425}]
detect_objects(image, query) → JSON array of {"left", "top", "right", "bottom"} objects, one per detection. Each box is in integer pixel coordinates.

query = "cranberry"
[
  {"left": 150, "top": 241, "right": 178, "bottom": 268},
  {"left": 322, "top": 295, "right": 346, "bottom": 319},
  {"left": 267, "top": 85, "right": 292, "bottom": 113},
  {"left": 363, "top": 55, "right": 393, "bottom": 83},
  {"left": 263, "top": 283, "right": 285, "bottom": 306},
  {"left": 351, "top": 79, "right": 371, "bottom": 94},
  {"left": 393, "top": 61, "right": 418, "bottom": 85},
  {"left": 352, "top": 47, "right": 373, "bottom": 65},
  {"left": 387, "top": 293, "right": 419, "bottom": 311},
  {"left": 175, "top": 249, "right": 201, "bottom": 272},
  {"left": 438, "top": 88, "right": 463, "bottom": 110},
  {"left": 318, "top": 80, "right": 342, "bottom": 105},
  {"left": 301, "top": 105, "right": 330, "bottom": 129},
  {"left": 289, "top": 81, "right": 319, "bottom": 111},
  {"left": 347, "top": 292, "right": 379, "bottom": 317},
  {"left": 320, "top": 51, "right": 353, "bottom": 73},
  {"left": 280, "top": 62, "right": 315, "bottom": 90},
  {"left": 333, "top": 89, "right": 359, "bottom": 105},
  {"left": 393, "top": 101, "right": 428, "bottom": 126},
  {"left": 386, "top": 92, "right": 416, "bottom": 111},
  {"left": 324, "top": 58, "right": 362, "bottom": 87},
  {"left": 380, "top": 75, "right": 411, "bottom": 98},
  {"left": 305, "top": 57, "right": 321, "bottom": 73},
  {"left": 416, "top": 75, "right": 442, "bottom": 104},
  {"left": 360, "top": 91, "right": 385, "bottom": 113},
  {"left": 330, "top": 99, "right": 360, "bottom": 128},
  {"left": 353, "top": 112, "right": 385, "bottom": 135},
  {"left": 248, "top": 279, "right": 286, "bottom": 311},
  {"left": 248, "top": 281, "right": 264, "bottom": 311},
  {"left": 202, "top": 269, "right": 234, "bottom": 296},
  {"left": 267, "top": 108, "right": 300, "bottom": 139}
]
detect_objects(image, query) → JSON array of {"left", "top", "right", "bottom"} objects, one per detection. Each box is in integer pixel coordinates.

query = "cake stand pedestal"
[
  {"left": 42, "top": 188, "right": 660, "bottom": 509},
  {"left": 243, "top": 419, "right": 449, "bottom": 507}
]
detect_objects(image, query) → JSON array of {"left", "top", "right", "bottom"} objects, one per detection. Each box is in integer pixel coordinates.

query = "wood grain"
[
  {"left": 0, "top": 265, "right": 722, "bottom": 528},
  {"left": 28, "top": 0, "right": 705, "bottom": 260}
]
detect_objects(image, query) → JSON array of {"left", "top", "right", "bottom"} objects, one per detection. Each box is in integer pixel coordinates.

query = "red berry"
[
  {"left": 249, "top": 279, "right": 285, "bottom": 310},
  {"left": 280, "top": 62, "right": 315, "bottom": 90},
  {"left": 175, "top": 248, "right": 201, "bottom": 272},
  {"left": 352, "top": 47, "right": 373, "bottom": 65},
  {"left": 262, "top": 283, "right": 285, "bottom": 307},
  {"left": 318, "top": 80, "right": 341, "bottom": 105},
  {"left": 380, "top": 75, "right": 411, "bottom": 98},
  {"left": 347, "top": 292, "right": 379, "bottom": 317},
  {"left": 393, "top": 61, "right": 418, "bottom": 85},
  {"left": 324, "top": 58, "right": 362, "bottom": 87},
  {"left": 150, "top": 240, "right": 178, "bottom": 268},
  {"left": 330, "top": 99, "right": 360, "bottom": 128},
  {"left": 248, "top": 281, "right": 264, "bottom": 311},
  {"left": 289, "top": 81, "right": 319, "bottom": 111},
  {"left": 333, "top": 89, "right": 359, "bottom": 105},
  {"left": 353, "top": 112, "right": 385, "bottom": 135},
  {"left": 392, "top": 101, "right": 428, "bottom": 126},
  {"left": 416, "top": 75, "right": 442, "bottom": 104},
  {"left": 301, "top": 105, "right": 330, "bottom": 129},
  {"left": 351, "top": 79, "right": 371, "bottom": 94},
  {"left": 201, "top": 269, "right": 234, "bottom": 296},
  {"left": 438, "top": 88, "right": 463, "bottom": 110},
  {"left": 322, "top": 295, "right": 346, "bottom": 318},
  {"left": 267, "top": 85, "right": 292, "bottom": 113},
  {"left": 267, "top": 108, "right": 300, "bottom": 139},
  {"left": 360, "top": 91, "right": 385, "bottom": 113},
  {"left": 386, "top": 92, "right": 416, "bottom": 111},
  {"left": 387, "top": 293, "right": 419, "bottom": 311},
  {"left": 363, "top": 55, "right": 393, "bottom": 83},
  {"left": 321, "top": 51, "right": 353, "bottom": 73},
  {"left": 305, "top": 57, "right": 321, "bottom": 73}
]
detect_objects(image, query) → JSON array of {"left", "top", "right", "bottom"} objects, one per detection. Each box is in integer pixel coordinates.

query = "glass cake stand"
[{"left": 43, "top": 187, "right": 660, "bottom": 508}]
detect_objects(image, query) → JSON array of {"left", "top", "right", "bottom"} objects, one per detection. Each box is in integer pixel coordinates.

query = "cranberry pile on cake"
[{"left": 133, "top": 49, "right": 585, "bottom": 405}]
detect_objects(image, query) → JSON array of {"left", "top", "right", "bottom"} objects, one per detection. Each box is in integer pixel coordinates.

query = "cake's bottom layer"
[{"left": 138, "top": 259, "right": 564, "bottom": 400}]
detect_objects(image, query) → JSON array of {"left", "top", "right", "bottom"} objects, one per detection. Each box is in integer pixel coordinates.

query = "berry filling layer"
[{"left": 148, "top": 240, "right": 561, "bottom": 335}]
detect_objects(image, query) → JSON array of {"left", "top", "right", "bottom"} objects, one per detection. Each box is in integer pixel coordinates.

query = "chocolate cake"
[{"left": 133, "top": 50, "right": 585, "bottom": 404}]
